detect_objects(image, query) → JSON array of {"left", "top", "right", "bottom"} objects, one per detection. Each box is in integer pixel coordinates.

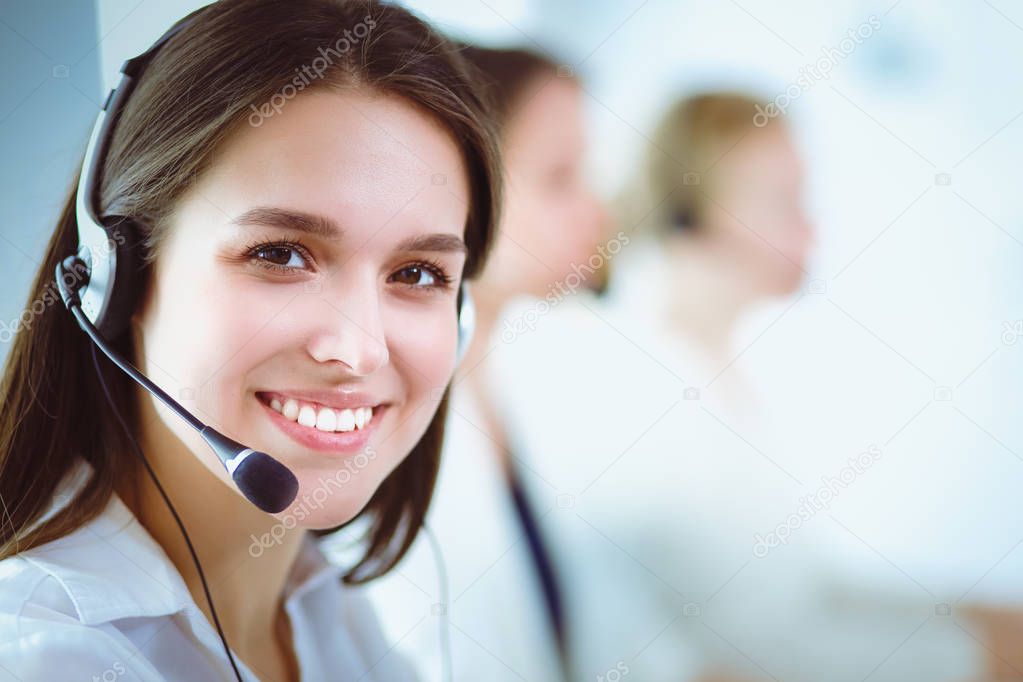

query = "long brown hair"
[{"left": 0, "top": 0, "right": 501, "bottom": 585}]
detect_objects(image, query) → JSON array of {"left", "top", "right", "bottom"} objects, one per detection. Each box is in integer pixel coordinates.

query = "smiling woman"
[{"left": 0, "top": 1, "right": 499, "bottom": 680}]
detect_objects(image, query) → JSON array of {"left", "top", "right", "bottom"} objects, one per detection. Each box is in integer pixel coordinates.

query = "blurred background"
[{"left": 3, "top": 1, "right": 1022, "bottom": 680}]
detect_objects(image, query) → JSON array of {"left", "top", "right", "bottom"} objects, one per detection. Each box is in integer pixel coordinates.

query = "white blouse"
[{"left": 0, "top": 456, "right": 417, "bottom": 681}]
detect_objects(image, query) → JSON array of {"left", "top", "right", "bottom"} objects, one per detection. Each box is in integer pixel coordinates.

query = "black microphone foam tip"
[
  {"left": 231, "top": 450, "right": 300, "bottom": 514},
  {"left": 200, "top": 427, "right": 299, "bottom": 513}
]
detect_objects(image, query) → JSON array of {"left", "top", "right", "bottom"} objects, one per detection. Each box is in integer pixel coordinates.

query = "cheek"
[
  {"left": 726, "top": 221, "right": 805, "bottom": 291},
  {"left": 387, "top": 305, "right": 458, "bottom": 391},
  {"left": 716, "top": 195, "right": 769, "bottom": 254},
  {"left": 141, "top": 268, "right": 222, "bottom": 389},
  {"left": 532, "top": 197, "right": 599, "bottom": 282},
  {"left": 499, "top": 194, "right": 576, "bottom": 289},
  {"left": 178, "top": 274, "right": 294, "bottom": 420},
  {"left": 501, "top": 178, "right": 552, "bottom": 250}
]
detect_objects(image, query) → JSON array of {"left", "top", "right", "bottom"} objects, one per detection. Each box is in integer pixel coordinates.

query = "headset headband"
[{"left": 74, "top": 8, "right": 208, "bottom": 336}]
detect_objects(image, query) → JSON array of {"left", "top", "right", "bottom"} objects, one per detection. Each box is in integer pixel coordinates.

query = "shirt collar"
[{"left": 22, "top": 456, "right": 347, "bottom": 626}]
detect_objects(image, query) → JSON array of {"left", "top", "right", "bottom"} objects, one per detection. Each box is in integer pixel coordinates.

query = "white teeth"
[
  {"left": 297, "top": 405, "right": 317, "bottom": 428},
  {"left": 267, "top": 394, "right": 376, "bottom": 433},
  {"left": 337, "top": 408, "right": 356, "bottom": 432},
  {"left": 282, "top": 399, "right": 299, "bottom": 420},
  {"left": 315, "top": 407, "right": 337, "bottom": 432}
]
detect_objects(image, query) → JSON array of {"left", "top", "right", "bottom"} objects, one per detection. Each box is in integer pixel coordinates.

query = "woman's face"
[
  {"left": 704, "top": 125, "right": 814, "bottom": 296},
  {"left": 483, "top": 76, "right": 607, "bottom": 299},
  {"left": 133, "top": 89, "right": 469, "bottom": 527}
]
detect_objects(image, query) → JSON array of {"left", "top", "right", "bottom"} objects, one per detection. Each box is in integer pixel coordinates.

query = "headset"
[{"left": 54, "top": 4, "right": 471, "bottom": 679}]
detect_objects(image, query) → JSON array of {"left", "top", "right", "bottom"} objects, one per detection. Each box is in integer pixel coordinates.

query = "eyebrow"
[{"left": 230, "top": 206, "right": 468, "bottom": 255}]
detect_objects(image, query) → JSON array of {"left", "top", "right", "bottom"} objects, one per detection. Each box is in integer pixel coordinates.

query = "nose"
[{"left": 306, "top": 282, "right": 389, "bottom": 376}]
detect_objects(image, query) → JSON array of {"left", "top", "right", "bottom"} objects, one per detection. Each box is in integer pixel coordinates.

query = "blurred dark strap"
[{"left": 504, "top": 456, "right": 571, "bottom": 680}]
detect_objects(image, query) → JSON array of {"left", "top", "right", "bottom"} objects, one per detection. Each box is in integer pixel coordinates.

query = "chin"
[
  {"left": 245, "top": 483, "right": 373, "bottom": 558},
  {"left": 287, "top": 505, "right": 365, "bottom": 531},
  {"left": 763, "top": 262, "right": 806, "bottom": 296},
  {"left": 268, "top": 465, "right": 385, "bottom": 529}
]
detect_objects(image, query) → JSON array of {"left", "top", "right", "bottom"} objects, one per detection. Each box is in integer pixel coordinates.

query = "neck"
[
  {"left": 658, "top": 235, "right": 756, "bottom": 370},
  {"left": 118, "top": 388, "right": 306, "bottom": 651}
]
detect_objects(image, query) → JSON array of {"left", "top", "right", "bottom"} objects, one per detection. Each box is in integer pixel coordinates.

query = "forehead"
[
  {"left": 195, "top": 88, "right": 470, "bottom": 244},
  {"left": 504, "top": 78, "right": 584, "bottom": 159}
]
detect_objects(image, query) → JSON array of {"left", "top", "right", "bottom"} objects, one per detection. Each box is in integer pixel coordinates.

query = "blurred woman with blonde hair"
[{"left": 615, "top": 91, "right": 814, "bottom": 410}]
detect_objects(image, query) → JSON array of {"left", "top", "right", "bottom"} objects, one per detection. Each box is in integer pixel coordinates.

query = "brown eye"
[
  {"left": 389, "top": 261, "right": 453, "bottom": 290},
  {"left": 246, "top": 240, "right": 311, "bottom": 272},
  {"left": 391, "top": 264, "right": 435, "bottom": 287},
  {"left": 256, "top": 246, "right": 294, "bottom": 265}
]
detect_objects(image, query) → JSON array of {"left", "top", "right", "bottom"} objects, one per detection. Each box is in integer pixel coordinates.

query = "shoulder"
[{"left": 0, "top": 557, "right": 160, "bottom": 680}]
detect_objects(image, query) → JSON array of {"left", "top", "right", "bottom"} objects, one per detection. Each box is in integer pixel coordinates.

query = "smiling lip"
[
  {"left": 259, "top": 388, "right": 386, "bottom": 411},
  {"left": 256, "top": 392, "right": 387, "bottom": 455}
]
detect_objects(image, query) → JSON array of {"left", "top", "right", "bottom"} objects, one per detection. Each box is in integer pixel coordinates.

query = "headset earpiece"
[
  {"left": 455, "top": 281, "right": 475, "bottom": 366},
  {"left": 74, "top": 214, "right": 143, "bottom": 339}
]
